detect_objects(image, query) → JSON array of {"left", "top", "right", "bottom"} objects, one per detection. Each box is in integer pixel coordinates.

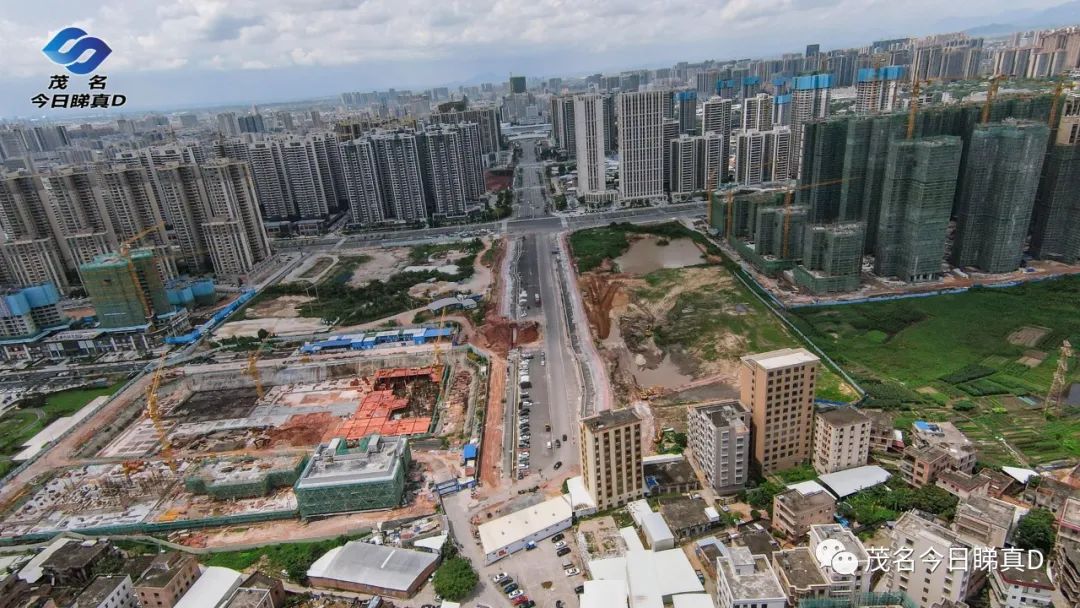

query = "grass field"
[
  {"left": 202, "top": 534, "right": 362, "bottom": 581},
  {"left": 790, "top": 277, "right": 1080, "bottom": 465},
  {"left": 0, "top": 380, "right": 126, "bottom": 477}
]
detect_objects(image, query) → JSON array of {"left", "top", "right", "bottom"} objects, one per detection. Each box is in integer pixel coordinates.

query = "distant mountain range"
[{"left": 933, "top": 0, "right": 1080, "bottom": 37}]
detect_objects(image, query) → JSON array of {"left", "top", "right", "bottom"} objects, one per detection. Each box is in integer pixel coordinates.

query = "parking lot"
[{"left": 480, "top": 529, "right": 585, "bottom": 607}]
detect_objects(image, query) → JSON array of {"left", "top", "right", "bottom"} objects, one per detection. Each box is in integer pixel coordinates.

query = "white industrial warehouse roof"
[
  {"left": 672, "top": 594, "right": 715, "bottom": 608},
  {"left": 175, "top": 566, "right": 243, "bottom": 608},
  {"left": 14, "top": 396, "right": 109, "bottom": 461},
  {"left": 478, "top": 494, "right": 572, "bottom": 555},
  {"left": 589, "top": 549, "right": 704, "bottom": 608},
  {"left": 641, "top": 511, "right": 674, "bottom": 549},
  {"left": 620, "top": 527, "right": 645, "bottom": 552},
  {"left": 307, "top": 541, "right": 438, "bottom": 592},
  {"left": 1001, "top": 466, "right": 1037, "bottom": 484},
  {"left": 817, "top": 465, "right": 891, "bottom": 498},
  {"left": 580, "top": 579, "right": 629, "bottom": 608}
]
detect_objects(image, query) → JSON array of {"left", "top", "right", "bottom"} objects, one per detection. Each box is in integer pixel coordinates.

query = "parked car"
[
  {"left": 557, "top": 547, "right": 571, "bottom": 557},
  {"left": 561, "top": 434, "right": 567, "bottom": 441},
  {"left": 575, "top": 585, "right": 585, "bottom": 594},
  {"left": 492, "top": 572, "right": 509, "bottom": 584},
  {"left": 695, "top": 569, "right": 705, "bottom": 584},
  {"left": 502, "top": 582, "right": 518, "bottom": 593},
  {"left": 564, "top": 567, "right": 580, "bottom": 576},
  {"left": 554, "top": 439, "right": 561, "bottom": 448},
  {"left": 525, "top": 541, "right": 537, "bottom": 551},
  {"left": 551, "top": 533, "right": 565, "bottom": 542},
  {"left": 553, "top": 461, "right": 562, "bottom": 470},
  {"left": 512, "top": 596, "right": 531, "bottom": 606},
  {"left": 545, "top": 424, "right": 551, "bottom": 432},
  {"left": 554, "top": 540, "right": 566, "bottom": 549},
  {"left": 508, "top": 589, "right": 525, "bottom": 599}
]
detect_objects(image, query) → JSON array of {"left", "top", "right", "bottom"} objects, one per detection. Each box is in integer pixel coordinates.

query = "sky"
[{"left": 0, "top": 0, "right": 1072, "bottom": 118}]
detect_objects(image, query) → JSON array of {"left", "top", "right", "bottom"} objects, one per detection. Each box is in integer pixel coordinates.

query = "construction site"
[{"left": 0, "top": 341, "right": 484, "bottom": 542}]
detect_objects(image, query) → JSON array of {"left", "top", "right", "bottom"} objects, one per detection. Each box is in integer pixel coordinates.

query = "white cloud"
[{"left": 0, "top": 0, "right": 1065, "bottom": 80}]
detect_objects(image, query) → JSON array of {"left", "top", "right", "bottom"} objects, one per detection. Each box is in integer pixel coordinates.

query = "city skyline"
[{"left": 1, "top": 0, "right": 1078, "bottom": 117}]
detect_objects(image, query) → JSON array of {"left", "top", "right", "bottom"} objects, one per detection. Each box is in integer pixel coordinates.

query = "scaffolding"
[
  {"left": 873, "top": 136, "right": 962, "bottom": 282},
  {"left": 1031, "top": 143, "right": 1080, "bottom": 263},
  {"left": 952, "top": 120, "right": 1050, "bottom": 272},
  {"left": 794, "top": 223, "right": 866, "bottom": 294},
  {"left": 293, "top": 436, "right": 411, "bottom": 518},
  {"left": 184, "top": 455, "right": 306, "bottom": 500}
]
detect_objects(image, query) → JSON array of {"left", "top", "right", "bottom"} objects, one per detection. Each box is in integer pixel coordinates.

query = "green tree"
[
  {"left": 1014, "top": 509, "right": 1056, "bottom": 554},
  {"left": 257, "top": 328, "right": 270, "bottom": 341},
  {"left": 911, "top": 485, "right": 958, "bottom": 517},
  {"left": 433, "top": 556, "right": 478, "bottom": 601}
]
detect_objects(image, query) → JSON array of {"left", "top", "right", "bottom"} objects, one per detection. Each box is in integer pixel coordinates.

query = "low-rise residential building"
[
  {"left": 174, "top": 566, "right": 244, "bottom": 608},
  {"left": 772, "top": 547, "right": 830, "bottom": 603},
  {"left": 902, "top": 421, "right": 976, "bottom": 486},
  {"left": 224, "top": 573, "right": 286, "bottom": 608},
  {"left": 772, "top": 481, "right": 836, "bottom": 539},
  {"left": 813, "top": 408, "right": 870, "bottom": 475},
  {"left": 863, "top": 410, "right": 898, "bottom": 453},
  {"left": 686, "top": 401, "right": 750, "bottom": 494},
  {"left": 40, "top": 540, "right": 119, "bottom": 588},
  {"left": 952, "top": 495, "right": 1017, "bottom": 548},
  {"left": 988, "top": 554, "right": 1054, "bottom": 608},
  {"left": 134, "top": 552, "right": 201, "bottom": 608},
  {"left": 715, "top": 545, "right": 787, "bottom": 608},
  {"left": 658, "top": 497, "right": 717, "bottom": 540},
  {"left": 71, "top": 575, "right": 137, "bottom": 608},
  {"left": 884, "top": 512, "right": 980, "bottom": 608},
  {"left": 1054, "top": 540, "right": 1080, "bottom": 607},
  {"left": 643, "top": 455, "right": 700, "bottom": 495},
  {"left": 936, "top": 470, "right": 991, "bottom": 500},
  {"left": 809, "top": 524, "right": 872, "bottom": 598},
  {"left": 1026, "top": 474, "right": 1080, "bottom": 515},
  {"left": 1058, "top": 497, "right": 1080, "bottom": 545}
]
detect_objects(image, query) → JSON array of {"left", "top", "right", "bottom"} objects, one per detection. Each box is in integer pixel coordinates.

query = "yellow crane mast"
[
  {"left": 145, "top": 352, "right": 177, "bottom": 472},
  {"left": 981, "top": 74, "right": 1007, "bottom": 125},
  {"left": 248, "top": 349, "right": 265, "bottom": 400},
  {"left": 1044, "top": 340, "right": 1074, "bottom": 417}
]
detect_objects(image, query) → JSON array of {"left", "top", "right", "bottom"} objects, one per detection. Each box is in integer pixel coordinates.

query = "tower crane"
[
  {"left": 247, "top": 349, "right": 266, "bottom": 400},
  {"left": 906, "top": 79, "right": 932, "bottom": 140},
  {"left": 981, "top": 74, "right": 1007, "bottom": 125},
  {"left": 145, "top": 352, "right": 177, "bottom": 473},
  {"left": 1044, "top": 340, "right": 1074, "bottom": 417},
  {"left": 1048, "top": 75, "right": 1077, "bottom": 129},
  {"left": 117, "top": 222, "right": 167, "bottom": 322},
  {"left": 432, "top": 307, "right": 449, "bottom": 368}
]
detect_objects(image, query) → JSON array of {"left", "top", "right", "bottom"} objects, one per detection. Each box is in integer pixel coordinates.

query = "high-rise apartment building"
[
  {"left": 417, "top": 125, "right": 468, "bottom": 217},
  {"left": 668, "top": 135, "right": 700, "bottom": 197},
  {"left": 617, "top": 91, "right": 667, "bottom": 201},
  {"left": 579, "top": 409, "right": 643, "bottom": 510},
  {"left": 574, "top": 94, "right": 608, "bottom": 197},
  {"left": 676, "top": 90, "right": 698, "bottom": 135},
  {"left": 369, "top": 131, "right": 428, "bottom": 223},
  {"left": 199, "top": 160, "right": 272, "bottom": 277},
  {"left": 874, "top": 136, "right": 962, "bottom": 282},
  {"left": 661, "top": 118, "right": 680, "bottom": 192},
  {"left": 952, "top": 120, "right": 1049, "bottom": 273},
  {"left": 0, "top": 172, "right": 69, "bottom": 290},
  {"left": 1031, "top": 93, "right": 1080, "bottom": 264},
  {"left": 687, "top": 401, "right": 750, "bottom": 494},
  {"left": 789, "top": 75, "right": 831, "bottom": 177},
  {"left": 739, "top": 348, "right": 819, "bottom": 474},
  {"left": 340, "top": 138, "right": 385, "bottom": 226},
  {"left": 550, "top": 96, "right": 577, "bottom": 158},
  {"left": 215, "top": 112, "right": 240, "bottom": 137},
  {"left": 742, "top": 94, "right": 774, "bottom": 131},
  {"left": 911, "top": 36, "right": 984, "bottom": 82},
  {"left": 429, "top": 107, "right": 502, "bottom": 159},
  {"left": 855, "top": 66, "right": 904, "bottom": 114},
  {"left": 812, "top": 408, "right": 871, "bottom": 474},
  {"left": 509, "top": 76, "right": 527, "bottom": 94},
  {"left": 40, "top": 167, "right": 117, "bottom": 279},
  {"left": 794, "top": 223, "right": 865, "bottom": 295},
  {"left": 733, "top": 128, "right": 791, "bottom": 186}
]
